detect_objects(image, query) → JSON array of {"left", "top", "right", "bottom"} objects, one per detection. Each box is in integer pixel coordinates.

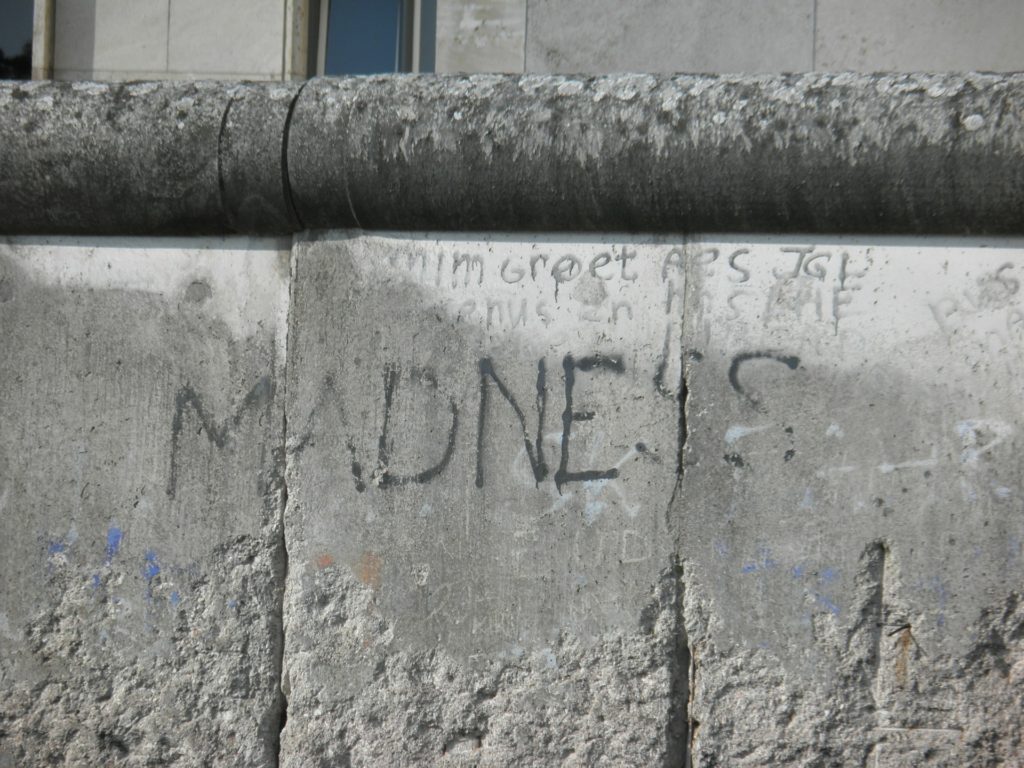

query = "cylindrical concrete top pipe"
[
  {"left": 1, "top": 73, "right": 1022, "bottom": 236},
  {"left": 0, "top": 80, "right": 300, "bottom": 235}
]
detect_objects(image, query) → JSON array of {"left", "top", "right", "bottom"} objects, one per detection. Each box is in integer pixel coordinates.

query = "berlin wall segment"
[
  {"left": 2, "top": 233, "right": 1024, "bottom": 764},
  {"left": 2, "top": 72, "right": 1024, "bottom": 767},
  {"left": 681, "top": 237, "right": 1024, "bottom": 765},
  {"left": 281, "top": 233, "right": 687, "bottom": 765},
  {"left": 280, "top": 233, "right": 1024, "bottom": 765},
  {"left": 0, "top": 237, "right": 291, "bottom": 766}
]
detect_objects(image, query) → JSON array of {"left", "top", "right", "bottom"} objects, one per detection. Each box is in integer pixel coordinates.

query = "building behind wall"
[{"left": 8, "top": 0, "right": 1024, "bottom": 82}]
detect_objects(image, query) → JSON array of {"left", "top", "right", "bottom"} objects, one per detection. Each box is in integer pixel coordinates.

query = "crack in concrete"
[
  {"left": 665, "top": 558, "right": 691, "bottom": 767},
  {"left": 216, "top": 90, "right": 236, "bottom": 231},
  {"left": 281, "top": 81, "right": 308, "bottom": 231},
  {"left": 869, "top": 541, "right": 889, "bottom": 710},
  {"left": 269, "top": 248, "right": 297, "bottom": 768},
  {"left": 271, "top": 416, "right": 290, "bottom": 768},
  {"left": 667, "top": 317, "right": 691, "bottom": 766}
]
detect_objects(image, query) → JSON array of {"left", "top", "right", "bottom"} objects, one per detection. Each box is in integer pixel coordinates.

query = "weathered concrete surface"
[
  {"left": 4, "top": 74, "right": 1024, "bottom": 237},
  {"left": 205, "top": 73, "right": 1024, "bottom": 237},
  {"left": 219, "top": 83, "right": 304, "bottom": 234},
  {"left": 0, "top": 237, "right": 289, "bottom": 766},
  {"left": 678, "top": 238, "right": 1024, "bottom": 765},
  {"left": 282, "top": 232, "right": 687, "bottom": 764},
  {"left": 216, "top": 72, "right": 1024, "bottom": 235},
  {"left": 1, "top": 229, "right": 1023, "bottom": 765},
  {"left": 0, "top": 82, "right": 232, "bottom": 236}
]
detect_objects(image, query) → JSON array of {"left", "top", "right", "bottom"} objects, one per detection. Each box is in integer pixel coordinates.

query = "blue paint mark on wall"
[
  {"left": 741, "top": 546, "right": 779, "bottom": 574},
  {"left": 227, "top": 598, "right": 238, "bottom": 610},
  {"left": 90, "top": 573, "right": 101, "bottom": 589},
  {"left": 758, "top": 547, "right": 778, "bottom": 570},
  {"left": 923, "top": 575, "right": 950, "bottom": 629},
  {"left": 143, "top": 550, "right": 161, "bottom": 582},
  {"left": 47, "top": 541, "right": 66, "bottom": 555},
  {"left": 1008, "top": 537, "right": 1023, "bottom": 566},
  {"left": 169, "top": 590, "right": 181, "bottom": 607},
  {"left": 814, "top": 593, "right": 841, "bottom": 615},
  {"left": 819, "top": 567, "right": 839, "bottom": 584},
  {"left": 105, "top": 526, "right": 123, "bottom": 564}
]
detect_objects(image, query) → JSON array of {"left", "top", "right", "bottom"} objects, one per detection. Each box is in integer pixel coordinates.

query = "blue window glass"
[
  {"left": 324, "top": 0, "right": 407, "bottom": 75},
  {"left": 0, "top": 0, "right": 33, "bottom": 80},
  {"left": 314, "top": 0, "right": 434, "bottom": 75},
  {"left": 418, "top": 0, "right": 436, "bottom": 72}
]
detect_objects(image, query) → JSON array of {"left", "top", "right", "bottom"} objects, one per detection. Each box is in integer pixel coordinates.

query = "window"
[
  {"left": 0, "top": 0, "right": 33, "bottom": 80},
  {"left": 308, "top": 0, "right": 435, "bottom": 76}
]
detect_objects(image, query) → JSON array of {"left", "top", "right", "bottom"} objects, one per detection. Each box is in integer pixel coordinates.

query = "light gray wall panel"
[
  {"left": 525, "top": 0, "right": 814, "bottom": 73},
  {"left": 435, "top": 0, "right": 526, "bottom": 73},
  {"left": 816, "top": 0, "right": 1024, "bottom": 71}
]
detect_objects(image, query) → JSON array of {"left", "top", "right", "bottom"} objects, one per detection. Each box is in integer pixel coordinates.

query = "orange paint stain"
[
  {"left": 314, "top": 553, "right": 334, "bottom": 570},
  {"left": 895, "top": 627, "right": 912, "bottom": 688},
  {"left": 356, "top": 551, "right": 382, "bottom": 588}
]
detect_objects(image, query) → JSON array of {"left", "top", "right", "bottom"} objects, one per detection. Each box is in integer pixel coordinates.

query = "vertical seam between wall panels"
[
  {"left": 271, "top": 243, "right": 297, "bottom": 767},
  {"left": 681, "top": 235, "right": 696, "bottom": 768}
]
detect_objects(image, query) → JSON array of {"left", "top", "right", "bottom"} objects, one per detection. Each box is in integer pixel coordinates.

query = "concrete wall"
[
  {"left": 50, "top": 0, "right": 310, "bottom": 81},
  {"left": 434, "top": 0, "right": 1024, "bottom": 73},
  {"left": 2, "top": 76, "right": 1024, "bottom": 765},
  {"left": 0, "top": 236, "right": 290, "bottom": 766},
  {"left": 2, "top": 231, "right": 1023, "bottom": 765}
]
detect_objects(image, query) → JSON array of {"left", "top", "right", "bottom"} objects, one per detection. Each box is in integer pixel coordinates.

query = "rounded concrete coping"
[{"left": 1, "top": 73, "right": 1022, "bottom": 236}]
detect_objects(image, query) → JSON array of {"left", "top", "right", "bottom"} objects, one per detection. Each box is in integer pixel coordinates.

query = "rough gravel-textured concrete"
[
  {"left": 0, "top": 82, "right": 231, "bottom": 235},
  {"left": 218, "top": 83, "right": 303, "bottom": 234},
  {"left": 282, "top": 232, "right": 687, "bottom": 765},
  {"left": 0, "top": 237, "right": 290, "bottom": 767},
  {"left": 3, "top": 72, "right": 1024, "bottom": 763},
  {"left": 3, "top": 74, "right": 1024, "bottom": 236},
  {"left": 2, "top": 231, "right": 1024, "bottom": 765},
  {"left": 678, "top": 237, "right": 1024, "bottom": 765},
  {"left": 286, "top": 73, "right": 1024, "bottom": 235}
]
